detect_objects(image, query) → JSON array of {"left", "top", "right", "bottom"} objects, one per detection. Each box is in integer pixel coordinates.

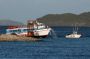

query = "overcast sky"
[{"left": 0, "top": 0, "right": 90, "bottom": 23}]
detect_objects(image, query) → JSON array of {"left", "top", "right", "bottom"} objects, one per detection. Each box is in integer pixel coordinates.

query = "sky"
[{"left": 0, "top": 0, "right": 90, "bottom": 23}]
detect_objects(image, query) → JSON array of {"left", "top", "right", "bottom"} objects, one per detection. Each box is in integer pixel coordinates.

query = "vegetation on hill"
[{"left": 37, "top": 12, "right": 90, "bottom": 27}]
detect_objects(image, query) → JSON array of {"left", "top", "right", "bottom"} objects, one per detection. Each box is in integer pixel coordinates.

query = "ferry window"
[
  {"left": 13, "top": 30, "right": 18, "bottom": 32},
  {"left": 17, "top": 29, "right": 21, "bottom": 32},
  {"left": 23, "top": 29, "right": 27, "bottom": 32},
  {"left": 27, "top": 29, "right": 32, "bottom": 32},
  {"left": 8, "top": 29, "right": 21, "bottom": 33},
  {"left": 9, "top": 30, "right": 13, "bottom": 33}
]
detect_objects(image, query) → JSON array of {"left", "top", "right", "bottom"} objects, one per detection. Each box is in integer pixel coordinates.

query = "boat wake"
[{"left": 49, "top": 29, "right": 58, "bottom": 39}]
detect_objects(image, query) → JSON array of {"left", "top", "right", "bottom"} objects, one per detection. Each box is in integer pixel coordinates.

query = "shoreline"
[{"left": 0, "top": 34, "right": 41, "bottom": 41}]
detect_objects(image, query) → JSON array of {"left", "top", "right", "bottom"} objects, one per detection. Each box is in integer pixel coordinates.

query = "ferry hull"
[{"left": 33, "top": 28, "right": 51, "bottom": 37}]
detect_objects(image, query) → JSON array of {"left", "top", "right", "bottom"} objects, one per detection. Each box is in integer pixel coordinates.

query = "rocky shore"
[{"left": 0, "top": 34, "right": 41, "bottom": 41}]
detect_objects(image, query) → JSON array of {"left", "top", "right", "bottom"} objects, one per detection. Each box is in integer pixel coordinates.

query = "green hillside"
[{"left": 37, "top": 12, "right": 90, "bottom": 27}]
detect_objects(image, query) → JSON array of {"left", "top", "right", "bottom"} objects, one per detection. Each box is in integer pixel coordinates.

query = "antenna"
[{"left": 72, "top": 24, "right": 74, "bottom": 32}]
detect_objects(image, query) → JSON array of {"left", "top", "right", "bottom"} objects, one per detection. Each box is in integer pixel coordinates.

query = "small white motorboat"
[
  {"left": 65, "top": 25, "right": 81, "bottom": 38},
  {"left": 65, "top": 31, "right": 81, "bottom": 38}
]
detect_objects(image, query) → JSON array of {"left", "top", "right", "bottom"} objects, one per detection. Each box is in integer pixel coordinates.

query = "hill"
[
  {"left": 0, "top": 20, "right": 25, "bottom": 26},
  {"left": 37, "top": 12, "right": 90, "bottom": 27}
]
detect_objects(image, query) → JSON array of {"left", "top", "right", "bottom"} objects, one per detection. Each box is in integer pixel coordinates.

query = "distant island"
[
  {"left": 0, "top": 20, "right": 25, "bottom": 26},
  {"left": 37, "top": 12, "right": 90, "bottom": 27}
]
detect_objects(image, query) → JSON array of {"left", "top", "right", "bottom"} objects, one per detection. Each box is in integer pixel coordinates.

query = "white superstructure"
[{"left": 32, "top": 21, "right": 51, "bottom": 37}]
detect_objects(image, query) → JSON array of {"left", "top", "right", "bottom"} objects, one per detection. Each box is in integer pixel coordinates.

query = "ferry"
[{"left": 6, "top": 20, "right": 51, "bottom": 38}]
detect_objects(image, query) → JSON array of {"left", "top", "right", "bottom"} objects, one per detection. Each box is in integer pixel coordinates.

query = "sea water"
[{"left": 0, "top": 27, "right": 90, "bottom": 59}]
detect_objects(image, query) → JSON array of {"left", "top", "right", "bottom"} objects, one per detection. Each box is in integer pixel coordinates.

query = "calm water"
[{"left": 0, "top": 27, "right": 90, "bottom": 59}]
